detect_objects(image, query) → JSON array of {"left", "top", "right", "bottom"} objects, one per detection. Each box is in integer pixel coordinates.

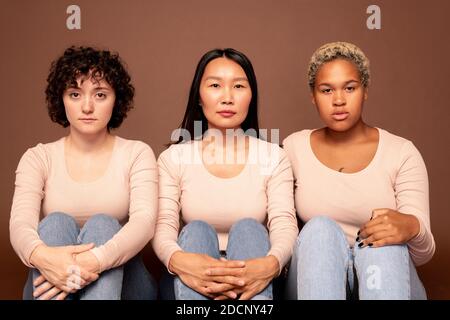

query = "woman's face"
[
  {"left": 63, "top": 74, "right": 116, "bottom": 135},
  {"left": 199, "top": 57, "right": 252, "bottom": 132},
  {"left": 312, "top": 58, "right": 368, "bottom": 132}
]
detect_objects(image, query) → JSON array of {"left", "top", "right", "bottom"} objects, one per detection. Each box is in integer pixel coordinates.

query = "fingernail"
[
  {"left": 357, "top": 230, "right": 360, "bottom": 236},
  {"left": 238, "top": 280, "right": 245, "bottom": 286},
  {"left": 368, "top": 243, "right": 373, "bottom": 247},
  {"left": 358, "top": 242, "right": 363, "bottom": 248},
  {"left": 370, "top": 216, "right": 373, "bottom": 220},
  {"left": 356, "top": 237, "right": 360, "bottom": 242}
]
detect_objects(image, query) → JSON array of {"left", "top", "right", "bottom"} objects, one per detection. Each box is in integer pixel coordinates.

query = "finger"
[
  {"left": 33, "top": 281, "right": 53, "bottom": 298},
  {"left": 359, "top": 223, "right": 389, "bottom": 240},
  {"left": 69, "top": 243, "right": 95, "bottom": 253},
  {"left": 64, "top": 272, "right": 85, "bottom": 289},
  {"left": 209, "top": 275, "right": 245, "bottom": 287},
  {"left": 213, "top": 290, "right": 237, "bottom": 300},
  {"left": 55, "top": 291, "right": 69, "bottom": 300},
  {"left": 210, "top": 259, "right": 245, "bottom": 269},
  {"left": 206, "top": 282, "right": 237, "bottom": 295},
  {"left": 206, "top": 267, "right": 245, "bottom": 277},
  {"left": 359, "top": 215, "right": 386, "bottom": 234},
  {"left": 194, "top": 280, "right": 217, "bottom": 299},
  {"left": 239, "top": 288, "right": 258, "bottom": 300},
  {"left": 33, "top": 275, "right": 46, "bottom": 287},
  {"left": 357, "top": 230, "right": 394, "bottom": 248},
  {"left": 60, "top": 285, "right": 78, "bottom": 294},
  {"left": 67, "top": 265, "right": 98, "bottom": 283},
  {"left": 38, "top": 286, "right": 62, "bottom": 300},
  {"left": 372, "top": 208, "right": 390, "bottom": 219},
  {"left": 78, "top": 268, "right": 99, "bottom": 282},
  {"left": 369, "top": 236, "right": 399, "bottom": 248}
]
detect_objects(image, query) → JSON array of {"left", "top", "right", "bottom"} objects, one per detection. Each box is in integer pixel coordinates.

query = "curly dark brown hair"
[{"left": 45, "top": 46, "right": 134, "bottom": 129}]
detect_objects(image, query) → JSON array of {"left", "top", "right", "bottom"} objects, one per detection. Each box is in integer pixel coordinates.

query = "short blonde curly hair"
[{"left": 308, "top": 41, "right": 370, "bottom": 89}]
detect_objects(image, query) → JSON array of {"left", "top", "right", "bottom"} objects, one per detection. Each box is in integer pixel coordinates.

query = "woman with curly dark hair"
[{"left": 10, "top": 46, "right": 158, "bottom": 300}]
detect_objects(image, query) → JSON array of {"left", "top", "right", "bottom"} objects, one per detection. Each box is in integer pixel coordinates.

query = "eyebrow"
[
  {"left": 317, "top": 80, "right": 360, "bottom": 86},
  {"left": 66, "top": 85, "right": 111, "bottom": 91},
  {"left": 204, "top": 76, "right": 249, "bottom": 81}
]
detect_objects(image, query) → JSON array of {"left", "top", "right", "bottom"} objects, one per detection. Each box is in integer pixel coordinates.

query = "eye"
[
  {"left": 209, "top": 83, "right": 220, "bottom": 88},
  {"left": 345, "top": 87, "right": 355, "bottom": 92},
  {"left": 69, "top": 92, "right": 80, "bottom": 98},
  {"left": 235, "top": 84, "right": 246, "bottom": 89},
  {"left": 321, "top": 88, "right": 332, "bottom": 94},
  {"left": 96, "top": 92, "right": 107, "bottom": 98}
]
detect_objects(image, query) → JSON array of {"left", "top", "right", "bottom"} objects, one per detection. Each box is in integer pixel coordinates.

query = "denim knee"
[
  {"left": 296, "top": 216, "right": 348, "bottom": 252},
  {"left": 179, "top": 220, "right": 216, "bottom": 241},
  {"left": 355, "top": 243, "right": 409, "bottom": 262},
  {"left": 178, "top": 220, "right": 219, "bottom": 254},
  {"left": 79, "top": 214, "right": 121, "bottom": 246},
  {"left": 38, "top": 212, "right": 79, "bottom": 245},
  {"left": 229, "top": 218, "right": 267, "bottom": 238}
]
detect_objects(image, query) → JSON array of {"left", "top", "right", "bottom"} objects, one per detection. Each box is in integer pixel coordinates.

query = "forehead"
[
  {"left": 203, "top": 57, "right": 247, "bottom": 78},
  {"left": 316, "top": 59, "right": 360, "bottom": 82},
  {"left": 71, "top": 73, "right": 112, "bottom": 88}
]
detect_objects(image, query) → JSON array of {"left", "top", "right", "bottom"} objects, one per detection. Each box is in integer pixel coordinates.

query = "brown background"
[{"left": 0, "top": 0, "right": 449, "bottom": 299}]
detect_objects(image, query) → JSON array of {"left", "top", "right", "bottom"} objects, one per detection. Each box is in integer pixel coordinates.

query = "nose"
[
  {"left": 333, "top": 90, "right": 346, "bottom": 106},
  {"left": 221, "top": 87, "right": 234, "bottom": 105},
  {"left": 81, "top": 96, "right": 94, "bottom": 114}
]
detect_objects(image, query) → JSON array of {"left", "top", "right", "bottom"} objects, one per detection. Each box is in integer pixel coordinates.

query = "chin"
[{"left": 326, "top": 121, "right": 355, "bottom": 132}]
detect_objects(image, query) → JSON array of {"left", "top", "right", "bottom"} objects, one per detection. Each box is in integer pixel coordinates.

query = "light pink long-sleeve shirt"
[
  {"left": 9, "top": 136, "right": 158, "bottom": 272},
  {"left": 152, "top": 136, "right": 299, "bottom": 271},
  {"left": 283, "top": 128, "right": 435, "bottom": 266}
]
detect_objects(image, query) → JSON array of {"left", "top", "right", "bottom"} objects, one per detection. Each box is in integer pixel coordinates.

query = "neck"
[
  {"left": 66, "top": 128, "right": 112, "bottom": 153},
  {"left": 323, "top": 119, "right": 370, "bottom": 144},
  {"left": 203, "top": 127, "right": 246, "bottom": 145}
]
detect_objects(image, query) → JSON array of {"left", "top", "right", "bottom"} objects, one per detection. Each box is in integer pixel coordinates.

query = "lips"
[
  {"left": 331, "top": 112, "right": 349, "bottom": 121},
  {"left": 217, "top": 110, "right": 236, "bottom": 118},
  {"left": 79, "top": 118, "right": 97, "bottom": 123}
]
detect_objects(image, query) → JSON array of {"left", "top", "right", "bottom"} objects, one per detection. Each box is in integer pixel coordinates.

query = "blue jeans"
[
  {"left": 161, "top": 218, "right": 273, "bottom": 300},
  {"left": 23, "top": 212, "right": 157, "bottom": 300},
  {"left": 285, "top": 216, "right": 427, "bottom": 300}
]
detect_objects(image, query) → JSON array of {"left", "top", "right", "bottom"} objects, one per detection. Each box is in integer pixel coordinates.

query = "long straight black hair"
[{"left": 173, "top": 48, "right": 260, "bottom": 144}]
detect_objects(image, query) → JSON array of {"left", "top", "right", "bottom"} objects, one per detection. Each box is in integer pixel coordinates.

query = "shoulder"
[
  {"left": 114, "top": 136, "right": 157, "bottom": 166},
  {"left": 249, "top": 136, "right": 291, "bottom": 173},
  {"left": 158, "top": 140, "right": 197, "bottom": 170},
  {"left": 378, "top": 128, "right": 425, "bottom": 168},
  {"left": 116, "top": 136, "right": 155, "bottom": 155},
  {"left": 18, "top": 138, "right": 63, "bottom": 167},
  {"left": 282, "top": 129, "right": 312, "bottom": 150},
  {"left": 378, "top": 128, "right": 421, "bottom": 156},
  {"left": 15, "top": 138, "right": 64, "bottom": 178}
]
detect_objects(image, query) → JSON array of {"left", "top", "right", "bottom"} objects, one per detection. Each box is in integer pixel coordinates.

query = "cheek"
[
  {"left": 62, "top": 98, "right": 76, "bottom": 118},
  {"left": 236, "top": 91, "right": 252, "bottom": 113}
]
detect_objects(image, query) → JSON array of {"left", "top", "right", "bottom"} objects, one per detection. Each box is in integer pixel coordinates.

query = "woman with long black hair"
[{"left": 153, "top": 48, "right": 298, "bottom": 300}]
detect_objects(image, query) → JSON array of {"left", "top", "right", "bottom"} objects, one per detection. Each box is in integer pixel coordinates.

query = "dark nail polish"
[
  {"left": 356, "top": 237, "right": 360, "bottom": 242},
  {"left": 358, "top": 242, "right": 363, "bottom": 248},
  {"left": 370, "top": 216, "right": 373, "bottom": 220},
  {"left": 368, "top": 243, "right": 373, "bottom": 247},
  {"left": 357, "top": 230, "right": 361, "bottom": 236}
]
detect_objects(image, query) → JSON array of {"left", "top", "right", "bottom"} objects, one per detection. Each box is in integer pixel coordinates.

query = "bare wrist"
[
  {"left": 265, "top": 255, "right": 280, "bottom": 277},
  {"left": 29, "top": 244, "right": 46, "bottom": 266},
  {"left": 168, "top": 250, "right": 184, "bottom": 274}
]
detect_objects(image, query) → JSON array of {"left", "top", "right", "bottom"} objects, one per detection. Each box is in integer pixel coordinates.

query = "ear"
[
  {"left": 310, "top": 90, "right": 316, "bottom": 106},
  {"left": 364, "top": 87, "right": 368, "bottom": 100}
]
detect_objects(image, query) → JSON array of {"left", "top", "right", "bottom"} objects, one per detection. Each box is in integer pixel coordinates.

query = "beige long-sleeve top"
[
  {"left": 283, "top": 128, "right": 435, "bottom": 266},
  {"left": 9, "top": 136, "right": 158, "bottom": 273},
  {"left": 152, "top": 136, "right": 299, "bottom": 272}
]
